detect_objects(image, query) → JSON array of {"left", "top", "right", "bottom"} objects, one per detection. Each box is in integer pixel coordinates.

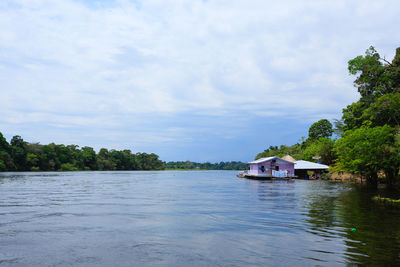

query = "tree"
[
  {"left": 10, "top": 135, "right": 27, "bottom": 171},
  {"left": 0, "top": 132, "right": 13, "bottom": 171},
  {"left": 308, "top": 119, "right": 333, "bottom": 140},
  {"left": 81, "top": 146, "right": 97, "bottom": 170},
  {"left": 348, "top": 46, "right": 395, "bottom": 103},
  {"left": 332, "top": 118, "right": 345, "bottom": 137},
  {"left": 343, "top": 46, "right": 400, "bottom": 131},
  {"left": 255, "top": 144, "right": 303, "bottom": 160},
  {"left": 303, "top": 138, "right": 336, "bottom": 165},
  {"left": 334, "top": 125, "right": 399, "bottom": 187},
  {"left": 366, "top": 93, "right": 400, "bottom": 128}
]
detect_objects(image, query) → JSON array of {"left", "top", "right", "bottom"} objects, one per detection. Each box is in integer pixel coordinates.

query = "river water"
[{"left": 1, "top": 171, "right": 400, "bottom": 266}]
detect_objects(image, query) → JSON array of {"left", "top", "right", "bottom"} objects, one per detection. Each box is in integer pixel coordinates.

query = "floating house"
[
  {"left": 242, "top": 156, "right": 296, "bottom": 179},
  {"left": 238, "top": 155, "right": 329, "bottom": 180}
]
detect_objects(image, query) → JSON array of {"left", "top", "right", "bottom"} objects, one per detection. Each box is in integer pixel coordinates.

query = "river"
[{"left": 1, "top": 171, "right": 400, "bottom": 266}]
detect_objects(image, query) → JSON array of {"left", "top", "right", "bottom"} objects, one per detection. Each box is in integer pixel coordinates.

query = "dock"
[{"left": 237, "top": 172, "right": 296, "bottom": 180}]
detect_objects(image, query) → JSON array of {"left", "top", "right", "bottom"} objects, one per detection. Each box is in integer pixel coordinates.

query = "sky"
[{"left": 0, "top": 0, "right": 399, "bottom": 162}]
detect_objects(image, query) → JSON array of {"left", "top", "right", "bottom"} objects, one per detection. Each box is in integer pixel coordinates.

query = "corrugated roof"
[
  {"left": 248, "top": 156, "right": 275, "bottom": 164},
  {"left": 294, "top": 160, "right": 329, "bottom": 170},
  {"left": 248, "top": 156, "right": 295, "bottom": 165}
]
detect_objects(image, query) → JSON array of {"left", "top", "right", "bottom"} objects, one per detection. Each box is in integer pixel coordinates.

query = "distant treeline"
[
  {"left": 0, "top": 133, "right": 164, "bottom": 171},
  {"left": 0, "top": 132, "right": 247, "bottom": 172},
  {"left": 165, "top": 161, "right": 247, "bottom": 170}
]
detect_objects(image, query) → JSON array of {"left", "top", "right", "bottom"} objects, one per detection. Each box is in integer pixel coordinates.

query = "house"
[
  {"left": 246, "top": 156, "right": 295, "bottom": 178},
  {"left": 238, "top": 155, "right": 330, "bottom": 180}
]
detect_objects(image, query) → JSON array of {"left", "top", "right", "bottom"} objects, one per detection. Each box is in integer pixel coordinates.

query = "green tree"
[
  {"left": 10, "top": 135, "right": 27, "bottom": 171},
  {"left": 334, "top": 125, "right": 399, "bottom": 187},
  {"left": 81, "top": 146, "right": 97, "bottom": 170},
  {"left": 332, "top": 118, "right": 345, "bottom": 137},
  {"left": 343, "top": 46, "right": 400, "bottom": 131},
  {"left": 366, "top": 93, "right": 400, "bottom": 128},
  {"left": 303, "top": 138, "right": 336, "bottom": 165},
  {"left": 97, "top": 148, "right": 116, "bottom": 170},
  {"left": 26, "top": 153, "right": 39, "bottom": 170},
  {"left": 0, "top": 132, "right": 13, "bottom": 171},
  {"left": 308, "top": 119, "right": 333, "bottom": 140},
  {"left": 348, "top": 46, "right": 397, "bottom": 103}
]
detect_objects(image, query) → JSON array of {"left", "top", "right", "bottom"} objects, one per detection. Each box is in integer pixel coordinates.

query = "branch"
[{"left": 382, "top": 56, "right": 393, "bottom": 66}]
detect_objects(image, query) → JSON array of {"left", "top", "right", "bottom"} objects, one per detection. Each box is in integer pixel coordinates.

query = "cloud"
[{"left": 0, "top": 0, "right": 399, "bottom": 160}]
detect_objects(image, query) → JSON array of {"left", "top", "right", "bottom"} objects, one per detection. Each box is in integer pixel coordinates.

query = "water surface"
[{"left": 1, "top": 171, "right": 400, "bottom": 266}]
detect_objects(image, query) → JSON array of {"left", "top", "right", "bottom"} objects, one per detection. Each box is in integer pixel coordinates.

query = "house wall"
[
  {"left": 248, "top": 164, "right": 259, "bottom": 175},
  {"left": 249, "top": 158, "right": 295, "bottom": 176}
]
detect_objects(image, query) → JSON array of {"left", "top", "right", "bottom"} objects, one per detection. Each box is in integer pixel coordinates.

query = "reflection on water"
[{"left": 1, "top": 171, "right": 400, "bottom": 266}]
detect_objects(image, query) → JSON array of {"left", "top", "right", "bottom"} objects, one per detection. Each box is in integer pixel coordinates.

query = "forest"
[
  {"left": 0, "top": 134, "right": 165, "bottom": 171},
  {"left": 0, "top": 133, "right": 247, "bottom": 171},
  {"left": 165, "top": 161, "right": 247, "bottom": 170},
  {"left": 256, "top": 46, "right": 400, "bottom": 187}
]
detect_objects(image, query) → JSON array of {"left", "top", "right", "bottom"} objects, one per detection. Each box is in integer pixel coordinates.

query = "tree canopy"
[
  {"left": 0, "top": 132, "right": 247, "bottom": 172},
  {"left": 308, "top": 119, "right": 333, "bottom": 140},
  {"left": 0, "top": 133, "right": 166, "bottom": 172},
  {"left": 334, "top": 125, "right": 399, "bottom": 186}
]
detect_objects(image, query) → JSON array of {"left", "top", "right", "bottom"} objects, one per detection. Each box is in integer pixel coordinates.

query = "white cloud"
[{"left": 0, "top": 0, "right": 399, "bottom": 159}]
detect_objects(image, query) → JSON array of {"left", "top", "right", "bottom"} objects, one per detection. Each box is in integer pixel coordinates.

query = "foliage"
[
  {"left": 303, "top": 138, "right": 336, "bottom": 165},
  {"left": 372, "top": 195, "right": 400, "bottom": 207},
  {"left": 366, "top": 93, "right": 400, "bottom": 127},
  {"left": 60, "top": 163, "right": 79, "bottom": 171},
  {"left": 333, "top": 118, "right": 345, "bottom": 137},
  {"left": 0, "top": 132, "right": 165, "bottom": 172},
  {"left": 308, "top": 119, "right": 333, "bottom": 140},
  {"left": 255, "top": 144, "right": 303, "bottom": 160},
  {"left": 343, "top": 46, "right": 400, "bottom": 131},
  {"left": 335, "top": 46, "right": 400, "bottom": 187},
  {"left": 334, "top": 125, "right": 399, "bottom": 186},
  {"left": 0, "top": 132, "right": 13, "bottom": 171},
  {"left": 0, "top": 132, "right": 245, "bottom": 172},
  {"left": 165, "top": 161, "right": 247, "bottom": 170}
]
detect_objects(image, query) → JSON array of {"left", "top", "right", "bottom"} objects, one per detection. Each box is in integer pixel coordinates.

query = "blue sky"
[{"left": 0, "top": 0, "right": 399, "bottom": 162}]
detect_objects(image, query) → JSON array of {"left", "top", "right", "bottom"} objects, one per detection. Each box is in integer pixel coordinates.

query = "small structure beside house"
[
  {"left": 294, "top": 160, "right": 329, "bottom": 179},
  {"left": 239, "top": 156, "right": 296, "bottom": 179}
]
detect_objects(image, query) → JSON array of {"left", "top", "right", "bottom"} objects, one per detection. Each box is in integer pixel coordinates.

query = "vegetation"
[
  {"left": 165, "top": 161, "right": 247, "bottom": 170},
  {"left": 308, "top": 119, "right": 333, "bottom": 140},
  {"left": 0, "top": 132, "right": 247, "bottom": 172},
  {"left": 334, "top": 125, "right": 398, "bottom": 186},
  {"left": 336, "top": 46, "right": 400, "bottom": 187},
  {"left": 0, "top": 133, "right": 165, "bottom": 171},
  {"left": 255, "top": 46, "right": 400, "bottom": 188},
  {"left": 256, "top": 120, "right": 336, "bottom": 165},
  {"left": 372, "top": 195, "right": 400, "bottom": 207}
]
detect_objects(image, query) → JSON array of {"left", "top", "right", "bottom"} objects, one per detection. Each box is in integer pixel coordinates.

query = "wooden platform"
[{"left": 237, "top": 173, "right": 296, "bottom": 180}]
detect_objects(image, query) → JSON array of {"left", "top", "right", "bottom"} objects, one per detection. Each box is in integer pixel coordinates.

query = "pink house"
[{"left": 246, "top": 156, "right": 295, "bottom": 178}]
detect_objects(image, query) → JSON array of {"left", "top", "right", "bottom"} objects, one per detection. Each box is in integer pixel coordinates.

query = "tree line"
[
  {"left": 0, "top": 133, "right": 248, "bottom": 171},
  {"left": 256, "top": 46, "right": 400, "bottom": 187},
  {"left": 0, "top": 134, "right": 165, "bottom": 171},
  {"left": 165, "top": 161, "right": 247, "bottom": 170}
]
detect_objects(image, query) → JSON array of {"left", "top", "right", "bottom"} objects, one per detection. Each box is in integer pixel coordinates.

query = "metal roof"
[
  {"left": 247, "top": 156, "right": 295, "bottom": 165},
  {"left": 294, "top": 160, "right": 329, "bottom": 170}
]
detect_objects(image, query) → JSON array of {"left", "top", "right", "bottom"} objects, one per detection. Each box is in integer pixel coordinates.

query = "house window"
[
  {"left": 261, "top": 166, "right": 265, "bottom": 172},
  {"left": 275, "top": 166, "right": 279, "bottom": 171}
]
